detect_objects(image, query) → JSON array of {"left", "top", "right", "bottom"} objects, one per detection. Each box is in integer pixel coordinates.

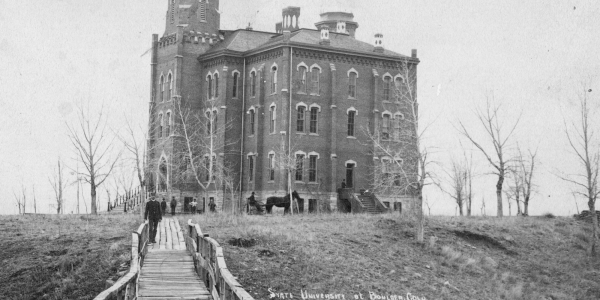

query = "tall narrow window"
[
  {"left": 383, "top": 76, "right": 391, "bottom": 101},
  {"left": 249, "top": 110, "right": 255, "bottom": 135},
  {"left": 346, "top": 163, "right": 355, "bottom": 188},
  {"left": 207, "top": 75, "right": 213, "bottom": 99},
  {"left": 295, "top": 154, "right": 304, "bottom": 181},
  {"left": 297, "top": 106, "right": 305, "bottom": 132},
  {"left": 212, "top": 113, "right": 218, "bottom": 135},
  {"left": 382, "top": 114, "right": 390, "bottom": 140},
  {"left": 167, "top": 74, "right": 172, "bottom": 101},
  {"left": 206, "top": 112, "right": 211, "bottom": 135},
  {"left": 248, "top": 156, "right": 254, "bottom": 182},
  {"left": 163, "top": 75, "right": 169, "bottom": 101},
  {"left": 269, "top": 105, "right": 276, "bottom": 134},
  {"left": 159, "top": 76, "right": 164, "bottom": 102},
  {"left": 268, "top": 153, "right": 275, "bottom": 181},
  {"left": 170, "top": 0, "right": 175, "bottom": 23},
  {"left": 348, "top": 72, "right": 357, "bottom": 98},
  {"left": 393, "top": 115, "right": 402, "bottom": 141},
  {"left": 394, "top": 77, "right": 403, "bottom": 101},
  {"left": 299, "top": 66, "right": 307, "bottom": 93},
  {"left": 308, "top": 155, "right": 317, "bottom": 182},
  {"left": 309, "top": 107, "right": 318, "bottom": 134},
  {"left": 271, "top": 66, "right": 278, "bottom": 94},
  {"left": 204, "top": 157, "right": 210, "bottom": 181},
  {"left": 251, "top": 72, "right": 256, "bottom": 97},
  {"left": 232, "top": 73, "right": 239, "bottom": 98},
  {"left": 311, "top": 67, "right": 319, "bottom": 94},
  {"left": 166, "top": 112, "right": 171, "bottom": 136},
  {"left": 214, "top": 73, "right": 219, "bottom": 98},
  {"left": 211, "top": 156, "right": 217, "bottom": 181},
  {"left": 347, "top": 111, "right": 355, "bottom": 137},
  {"left": 199, "top": 0, "right": 206, "bottom": 21},
  {"left": 158, "top": 113, "right": 164, "bottom": 138}
]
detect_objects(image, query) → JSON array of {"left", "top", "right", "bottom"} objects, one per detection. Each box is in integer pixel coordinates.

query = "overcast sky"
[{"left": 1, "top": 0, "right": 599, "bottom": 215}]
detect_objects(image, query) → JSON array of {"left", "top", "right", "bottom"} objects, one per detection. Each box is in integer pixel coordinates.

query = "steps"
[{"left": 357, "top": 195, "right": 382, "bottom": 214}]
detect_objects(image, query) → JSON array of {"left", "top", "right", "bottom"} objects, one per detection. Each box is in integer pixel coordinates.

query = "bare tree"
[
  {"left": 517, "top": 146, "right": 537, "bottom": 216},
  {"left": 560, "top": 83, "right": 599, "bottom": 255},
  {"left": 49, "top": 158, "right": 69, "bottom": 214},
  {"left": 13, "top": 188, "right": 25, "bottom": 215},
  {"left": 116, "top": 117, "right": 147, "bottom": 190},
  {"left": 364, "top": 58, "right": 429, "bottom": 242},
  {"left": 438, "top": 152, "right": 474, "bottom": 216},
  {"left": 504, "top": 167, "right": 523, "bottom": 216},
  {"left": 458, "top": 97, "right": 520, "bottom": 217},
  {"left": 66, "top": 104, "right": 121, "bottom": 215}
]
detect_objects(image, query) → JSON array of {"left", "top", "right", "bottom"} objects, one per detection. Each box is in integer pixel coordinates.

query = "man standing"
[
  {"left": 190, "top": 198, "right": 197, "bottom": 214},
  {"left": 170, "top": 197, "right": 177, "bottom": 216},
  {"left": 209, "top": 198, "right": 216, "bottom": 212},
  {"left": 160, "top": 198, "right": 167, "bottom": 216},
  {"left": 144, "top": 196, "right": 162, "bottom": 244}
]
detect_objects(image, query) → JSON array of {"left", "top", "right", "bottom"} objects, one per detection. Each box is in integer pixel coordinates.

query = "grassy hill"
[{"left": 1, "top": 213, "right": 599, "bottom": 300}]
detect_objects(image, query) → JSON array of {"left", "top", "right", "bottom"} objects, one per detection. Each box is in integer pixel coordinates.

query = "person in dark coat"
[
  {"left": 209, "top": 198, "right": 216, "bottom": 212},
  {"left": 170, "top": 197, "right": 177, "bottom": 216},
  {"left": 248, "top": 192, "right": 263, "bottom": 213},
  {"left": 160, "top": 198, "right": 167, "bottom": 216},
  {"left": 144, "top": 196, "right": 162, "bottom": 244},
  {"left": 341, "top": 179, "right": 346, "bottom": 188}
]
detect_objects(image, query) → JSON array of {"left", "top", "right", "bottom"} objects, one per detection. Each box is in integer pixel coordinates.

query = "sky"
[{"left": 0, "top": 0, "right": 599, "bottom": 216}]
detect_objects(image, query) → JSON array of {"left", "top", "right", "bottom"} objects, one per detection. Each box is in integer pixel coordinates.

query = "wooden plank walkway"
[{"left": 138, "top": 218, "right": 211, "bottom": 300}]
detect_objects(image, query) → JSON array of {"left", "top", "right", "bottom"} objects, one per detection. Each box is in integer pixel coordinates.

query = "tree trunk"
[
  {"left": 416, "top": 189, "right": 424, "bottom": 242},
  {"left": 91, "top": 185, "right": 98, "bottom": 215},
  {"left": 458, "top": 199, "right": 463, "bottom": 216},
  {"left": 589, "top": 199, "right": 598, "bottom": 256},
  {"left": 496, "top": 176, "right": 504, "bottom": 217},
  {"left": 523, "top": 195, "right": 529, "bottom": 216}
]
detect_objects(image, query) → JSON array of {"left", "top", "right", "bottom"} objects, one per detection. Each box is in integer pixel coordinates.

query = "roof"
[{"left": 200, "top": 28, "right": 409, "bottom": 60}]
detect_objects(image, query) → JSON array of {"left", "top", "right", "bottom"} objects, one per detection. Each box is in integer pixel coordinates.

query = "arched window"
[
  {"left": 167, "top": 73, "right": 172, "bottom": 101},
  {"left": 382, "top": 114, "right": 391, "bottom": 140},
  {"left": 232, "top": 72, "right": 239, "bottom": 98},
  {"left": 248, "top": 155, "right": 255, "bottom": 182},
  {"left": 383, "top": 76, "right": 392, "bottom": 101},
  {"left": 308, "top": 153, "right": 318, "bottom": 182},
  {"left": 347, "top": 109, "right": 357, "bottom": 137},
  {"left": 268, "top": 152, "right": 275, "bottom": 181},
  {"left": 159, "top": 75, "right": 164, "bottom": 102},
  {"left": 214, "top": 73, "right": 219, "bottom": 98},
  {"left": 297, "top": 105, "right": 305, "bottom": 132},
  {"left": 248, "top": 109, "right": 256, "bottom": 135},
  {"left": 295, "top": 153, "right": 305, "bottom": 181},
  {"left": 298, "top": 66, "right": 307, "bottom": 93},
  {"left": 311, "top": 67, "right": 320, "bottom": 94},
  {"left": 394, "top": 113, "right": 403, "bottom": 141},
  {"left": 345, "top": 161, "right": 356, "bottom": 188},
  {"left": 250, "top": 71, "right": 257, "bottom": 97},
  {"left": 166, "top": 112, "right": 171, "bottom": 136},
  {"left": 309, "top": 106, "right": 318, "bottom": 134},
  {"left": 269, "top": 104, "right": 276, "bottom": 134},
  {"left": 159, "top": 158, "right": 168, "bottom": 191},
  {"left": 212, "top": 112, "right": 218, "bottom": 135},
  {"left": 205, "top": 111, "right": 211, "bottom": 135},
  {"left": 394, "top": 76, "right": 404, "bottom": 101},
  {"left": 158, "top": 113, "right": 164, "bottom": 138},
  {"left": 207, "top": 74, "right": 213, "bottom": 99},
  {"left": 271, "top": 66, "right": 278, "bottom": 94},
  {"left": 163, "top": 75, "right": 169, "bottom": 101},
  {"left": 348, "top": 71, "right": 357, "bottom": 98}
]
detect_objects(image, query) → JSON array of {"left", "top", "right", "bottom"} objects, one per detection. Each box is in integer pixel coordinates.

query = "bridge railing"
[
  {"left": 108, "top": 186, "right": 146, "bottom": 213},
  {"left": 93, "top": 221, "right": 149, "bottom": 300},
  {"left": 186, "top": 219, "right": 255, "bottom": 300}
]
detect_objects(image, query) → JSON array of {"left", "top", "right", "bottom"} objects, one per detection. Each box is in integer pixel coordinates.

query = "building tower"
[{"left": 147, "top": 0, "right": 222, "bottom": 210}]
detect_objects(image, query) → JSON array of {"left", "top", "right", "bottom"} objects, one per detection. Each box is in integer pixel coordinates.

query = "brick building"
[{"left": 146, "top": 0, "right": 420, "bottom": 214}]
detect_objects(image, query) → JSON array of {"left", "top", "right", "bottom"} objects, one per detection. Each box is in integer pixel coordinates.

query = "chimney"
[
  {"left": 246, "top": 23, "right": 253, "bottom": 31},
  {"left": 320, "top": 25, "right": 330, "bottom": 45},
  {"left": 282, "top": 6, "right": 301, "bottom": 32},
  {"left": 275, "top": 22, "right": 282, "bottom": 33},
  {"left": 411, "top": 49, "right": 417, "bottom": 58},
  {"left": 373, "top": 33, "right": 384, "bottom": 53}
]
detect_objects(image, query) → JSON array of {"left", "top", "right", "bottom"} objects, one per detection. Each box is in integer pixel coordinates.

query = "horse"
[{"left": 265, "top": 190, "right": 303, "bottom": 214}]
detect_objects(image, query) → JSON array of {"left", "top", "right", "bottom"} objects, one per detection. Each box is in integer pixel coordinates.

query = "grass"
[
  {"left": 179, "top": 213, "right": 600, "bottom": 300},
  {"left": 0, "top": 214, "right": 140, "bottom": 300},
  {"left": 2, "top": 212, "right": 600, "bottom": 300}
]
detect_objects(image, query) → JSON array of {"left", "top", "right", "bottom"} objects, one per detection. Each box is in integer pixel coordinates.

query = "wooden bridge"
[{"left": 94, "top": 218, "right": 254, "bottom": 300}]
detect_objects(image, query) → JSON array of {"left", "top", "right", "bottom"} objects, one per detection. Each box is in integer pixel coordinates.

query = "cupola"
[
  {"left": 320, "top": 25, "right": 330, "bottom": 45},
  {"left": 373, "top": 33, "right": 384, "bottom": 53}
]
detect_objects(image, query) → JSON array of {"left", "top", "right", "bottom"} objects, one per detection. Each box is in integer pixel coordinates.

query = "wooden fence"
[
  {"left": 186, "top": 219, "right": 255, "bottom": 300},
  {"left": 93, "top": 221, "right": 149, "bottom": 300},
  {"left": 108, "top": 186, "right": 146, "bottom": 213}
]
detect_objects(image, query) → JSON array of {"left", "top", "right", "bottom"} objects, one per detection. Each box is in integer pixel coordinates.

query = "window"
[
  {"left": 394, "top": 77, "right": 403, "bottom": 100},
  {"left": 383, "top": 76, "right": 391, "bottom": 101},
  {"left": 204, "top": 157, "right": 210, "bottom": 181},
  {"left": 170, "top": 0, "right": 175, "bottom": 23},
  {"left": 251, "top": 71, "right": 256, "bottom": 97},
  {"left": 348, "top": 72, "right": 357, "bottom": 98},
  {"left": 269, "top": 105, "right": 276, "bottom": 134},
  {"left": 308, "top": 155, "right": 317, "bottom": 182},
  {"left": 309, "top": 107, "right": 318, "bottom": 134},
  {"left": 347, "top": 111, "right": 355, "bottom": 137},
  {"left": 166, "top": 112, "right": 171, "bottom": 136},
  {"left": 158, "top": 113, "right": 164, "bottom": 138},
  {"left": 249, "top": 109, "right": 255, "bottom": 135},
  {"left": 199, "top": 0, "right": 206, "bottom": 21},
  {"left": 382, "top": 114, "right": 390, "bottom": 140},
  {"left": 232, "top": 72, "right": 239, "bottom": 98},
  {"left": 383, "top": 202, "right": 390, "bottom": 208},
  {"left": 167, "top": 73, "right": 172, "bottom": 101},
  {"left": 206, "top": 111, "right": 211, "bottom": 135},
  {"left": 308, "top": 199, "right": 317, "bottom": 213},
  {"left": 394, "top": 202, "right": 402, "bottom": 212},
  {"left": 211, "top": 156, "right": 216, "bottom": 181},
  {"left": 346, "top": 163, "right": 355, "bottom": 188},
  {"left": 207, "top": 75, "right": 213, "bottom": 99},
  {"left": 159, "top": 76, "right": 164, "bottom": 102},
  {"left": 297, "top": 106, "right": 305, "bottom": 132},
  {"left": 271, "top": 66, "right": 278, "bottom": 94},
  {"left": 393, "top": 115, "right": 402, "bottom": 141},
  {"left": 299, "top": 66, "right": 307, "bottom": 93},
  {"left": 311, "top": 67, "right": 319, "bottom": 94},
  {"left": 268, "top": 153, "right": 275, "bottom": 181},
  {"left": 248, "top": 156, "right": 254, "bottom": 182},
  {"left": 163, "top": 75, "right": 169, "bottom": 101},
  {"left": 212, "top": 113, "right": 218, "bottom": 135},
  {"left": 214, "top": 73, "right": 219, "bottom": 98},
  {"left": 295, "top": 154, "right": 304, "bottom": 181}
]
